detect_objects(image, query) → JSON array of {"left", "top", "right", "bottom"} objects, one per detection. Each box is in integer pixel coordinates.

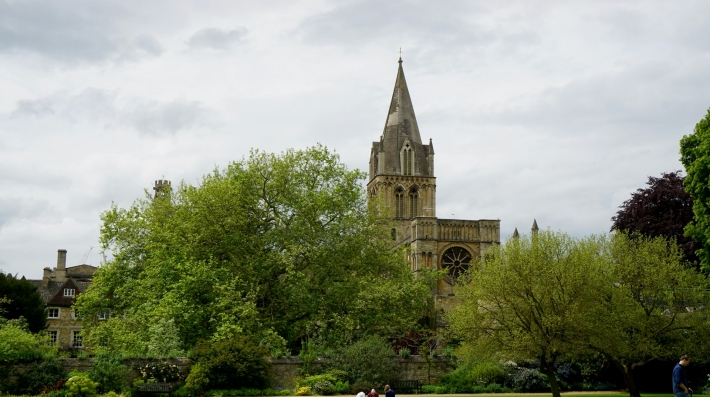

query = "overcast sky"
[{"left": 2, "top": 0, "right": 709, "bottom": 279}]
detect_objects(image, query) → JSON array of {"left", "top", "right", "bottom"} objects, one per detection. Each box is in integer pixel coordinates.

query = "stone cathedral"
[{"left": 367, "top": 58, "right": 501, "bottom": 308}]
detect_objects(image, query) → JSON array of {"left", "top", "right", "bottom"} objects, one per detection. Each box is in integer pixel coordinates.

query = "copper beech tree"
[{"left": 611, "top": 171, "right": 699, "bottom": 268}]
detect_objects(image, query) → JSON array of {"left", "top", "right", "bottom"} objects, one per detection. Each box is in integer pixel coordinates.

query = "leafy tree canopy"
[
  {"left": 611, "top": 171, "right": 699, "bottom": 267},
  {"left": 448, "top": 231, "right": 710, "bottom": 397},
  {"left": 76, "top": 145, "right": 434, "bottom": 356},
  {"left": 0, "top": 272, "right": 47, "bottom": 333},
  {"left": 584, "top": 232, "right": 710, "bottom": 397},
  {"left": 448, "top": 230, "right": 603, "bottom": 397},
  {"left": 680, "top": 108, "right": 710, "bottom": 272}
]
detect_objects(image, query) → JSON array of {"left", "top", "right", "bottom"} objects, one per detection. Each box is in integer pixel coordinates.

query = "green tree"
[
  {"left": 680, "top": 108, "right": 710, "bottom": 272},
  {"left": 77, "top": 145, "right": 433, "bottom": 355},
  {"left": 584, "top": 232, "right": 710, "bottom": 397},
  {"left": 447, "top": 231, "right": 603, "bottom": 397},
  {"left": 0, "top": 272, "right": 47, "bottom": 333}
]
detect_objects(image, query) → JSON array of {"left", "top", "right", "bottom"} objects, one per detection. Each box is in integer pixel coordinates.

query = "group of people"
[{"left": 356, "top": 385, "right": 395, "bottom": 397}]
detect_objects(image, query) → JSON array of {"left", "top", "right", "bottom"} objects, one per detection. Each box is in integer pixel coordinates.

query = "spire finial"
[{"left": 398, "top": 48, "right": 403, "bottom": 63}]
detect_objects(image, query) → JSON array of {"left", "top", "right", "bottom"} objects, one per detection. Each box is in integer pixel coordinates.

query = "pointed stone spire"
[
  {"left": 531, "top": 219, "right": 539, "bottom": 234},
  {"left": 512, "top": 228, "right": 519, "bottom": 238},
  {"left": 380, "top": 58, "right": 430, "bottom": 176}
]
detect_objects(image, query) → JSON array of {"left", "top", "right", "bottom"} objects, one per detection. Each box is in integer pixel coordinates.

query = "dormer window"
[{"left": 63, "top": 288, "right": 75, "bottom": 297}]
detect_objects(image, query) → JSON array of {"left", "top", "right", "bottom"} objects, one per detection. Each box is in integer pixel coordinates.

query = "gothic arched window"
[
  {"left": 409, "top": 187, "right": 418, "bottom": 218},
  {"left": 395, "top": 187, "right": 404, "bottom": 218},
  {"left": 403, "top": 143, "right": 413, "bottom": 175},
  {"left": 441, "top": 246, "right": 472, "bottom": 279}
]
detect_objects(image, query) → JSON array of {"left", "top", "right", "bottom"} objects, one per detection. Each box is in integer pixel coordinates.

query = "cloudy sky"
[{"left": 2, "top": 0, "right": 709, "bottom": 279}]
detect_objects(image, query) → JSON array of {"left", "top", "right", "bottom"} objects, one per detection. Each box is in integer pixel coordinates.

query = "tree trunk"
[
  {"left": 609, "top": 357, "right": 641, "bottom": 397},
  {"left": 539, "top": 358, "right": 561, "bottom": 397}
]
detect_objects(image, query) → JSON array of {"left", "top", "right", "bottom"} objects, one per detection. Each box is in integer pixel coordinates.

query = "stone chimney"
[
  {"left": 57, "top": 249, "right": 67, "bottom": 270},
  {"left": 42, "top": 267, "right": 51, "bottom": 286},
  {"left": 53, "top": 249, "right": 68, "bottom": 282}
]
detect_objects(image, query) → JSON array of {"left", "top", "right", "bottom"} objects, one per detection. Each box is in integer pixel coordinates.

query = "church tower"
[
  {"left": 368, "top": 58, "right": 500, "bottom": 314},
  {"left": 367, "top": 57, "right": 437, "bottom": 230}
]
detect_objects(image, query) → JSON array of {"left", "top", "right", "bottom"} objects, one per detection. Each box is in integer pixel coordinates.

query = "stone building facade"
[
  {"left": 367, "top": 58, "right": 501, "bottom": 311},
  {"left": 28, "top": 249, "right": 97, "bottom": 349}
]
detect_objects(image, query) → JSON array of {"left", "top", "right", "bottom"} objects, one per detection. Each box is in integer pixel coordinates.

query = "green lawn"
[{"left": 410, "top": 394, "right": 676, "bottom": 397}]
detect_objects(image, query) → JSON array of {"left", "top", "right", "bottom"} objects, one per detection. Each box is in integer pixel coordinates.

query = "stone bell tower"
[{"left": 367, "top": 58, "right": 501, "bottom": 315}]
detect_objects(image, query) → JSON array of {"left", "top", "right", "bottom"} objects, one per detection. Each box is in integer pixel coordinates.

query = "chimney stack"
[{"left": 57, "top": 249, "right": 67, "bottom": 270}]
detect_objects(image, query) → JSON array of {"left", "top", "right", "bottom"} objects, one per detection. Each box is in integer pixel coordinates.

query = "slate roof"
[{"left": 27, "top": 278, "right": 93, "bottom": 306}]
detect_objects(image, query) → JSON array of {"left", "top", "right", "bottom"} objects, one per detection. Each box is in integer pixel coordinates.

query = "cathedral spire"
[
  {"left": 379, "top": 58, "right": 430, "bottom": 176},
  {"left": 531, "top": 219, "right": 539, "bottom": 234}
]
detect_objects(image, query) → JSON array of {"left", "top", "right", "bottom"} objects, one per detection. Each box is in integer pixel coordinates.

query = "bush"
[
  {"left": 11, "top": 358, "right": 66, "bottom": 395},
  {"left": 137, "top": 362, "right": 183, "bottom": 382},
  {"left": 511, "top": 367, "right": 548, "bottom": 392},
  {"left": 191, "top": 335, "right": 271, "bottom": 390},
  {"left": 185, "top": 363, "right": 209, "bottom": 396},
  {"left": 0, "top": 322, "right": 48, "bottom": 362},
  {"left": 66, "top": 374, "right": 99, "bottom": 397},
  {"left": 438, "top": 361, "right": 509, "bottom": 392},
  {"left": 311, "top": 381, "right": 336, "bottom": 395},
  {"left": 324, "top": 336, "right": 395, "bottom": 388},
  {"left": 334, "top": 381, "right": 349, "bottom": 395},
  {"left": 203, "top": 389, "right": 291, "bottom": 396},
  {"left": 294, "top": 386, "right": 311, "bottom": 396},
  {"left": 299, "top": 373, "right": 341, "bottom": 387},
  {"left": 398, "top": 348, "right": 411, "bottom": 359},
  {"left": 90, "top": 352, "right": 130, "bottom": 393}
]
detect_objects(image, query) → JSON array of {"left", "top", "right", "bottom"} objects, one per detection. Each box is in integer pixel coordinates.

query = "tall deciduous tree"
[
  {"left": 680, "top": 108, "right": 710, "bottom": 272},
  {"left": 611, "top": 171, "right": 698, "bottom": 267},
  {"left": 584, "top": 232, "right": 710, "bottom": 397},
  {"left": 447, "top": 231, "right": 604, "bottom": 397},
  {"left": 448, "top": 231, "right": 710, "bottom": 397},
  {"left": 0, "top": 272, "right": 47, "bottom": 333},
  {"left": 76, "top": 145, "right": 434, "bottom": 356}
]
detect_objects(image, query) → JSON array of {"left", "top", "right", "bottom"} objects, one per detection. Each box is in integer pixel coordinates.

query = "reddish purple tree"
[{"left": 611, "top": 171, "right": 700, "bottom": 267}]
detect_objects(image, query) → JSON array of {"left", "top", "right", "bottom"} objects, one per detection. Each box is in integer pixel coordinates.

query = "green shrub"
[
  {"left": 137, "top": 362, "right": 183, "bottom": 382},
  {"left": 185, "top": 363, "right": 209, "bottom": 396},
  {"left": 191, "top": 335, "right": 271, "bottom": 390},
  {"left": 294, "top": 386, "right": 311, "bottom": 396},
  {"left": 511, "top": 367, "right": 547, "bottom": 392},
  {"left": 438, "top": 361, "right": 509, "bottom": 392},
  {"left": 0, "top": 323, "right": 47, "bottom": 362},
  {"left": 311, "top": 381, "right": 336, "bottom": 395},
  {"left": 325, "top": 336, "right": 395, "bottom": 388},
  {"left": 334, "top": 381, "right": 349, "bottom": 394},
  {"left": 398, "top": 348, "right": 411, "bottom": 359},
  {"left": 90, "top": 352, "right": 130, "bottom": 393},
  {"left": 299, "top": 373, "right": 336, "bottom": 387},
  {"left": 66, "top": 374, "right": 99, "bottom": 397},
  {"left": 11, "top": 358, "right": 66, "bottom": 395}
]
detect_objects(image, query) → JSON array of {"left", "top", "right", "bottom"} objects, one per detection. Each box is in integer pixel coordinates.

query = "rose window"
[{"left": 441, "top": 246, "right": 472, "bottom": 279}]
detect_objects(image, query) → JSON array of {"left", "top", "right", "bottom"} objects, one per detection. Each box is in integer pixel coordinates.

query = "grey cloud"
[
  {"left": 187, "top": 27, "right": 248, "bottom": 50},
  {"left": 0, "top": 1, "right": 162, "bottom": 63},
  {"left": 295, "top": 0, "right": 540, "bottom": 71},
  {"left": 12, "top": 89, "right": 207, "bottom": 136},
  {"left": 0, "top": 198, "right": 51, "bottom": 230},
  {"left": 121, "top": 98, "right": 208, "bottom": 135}
]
